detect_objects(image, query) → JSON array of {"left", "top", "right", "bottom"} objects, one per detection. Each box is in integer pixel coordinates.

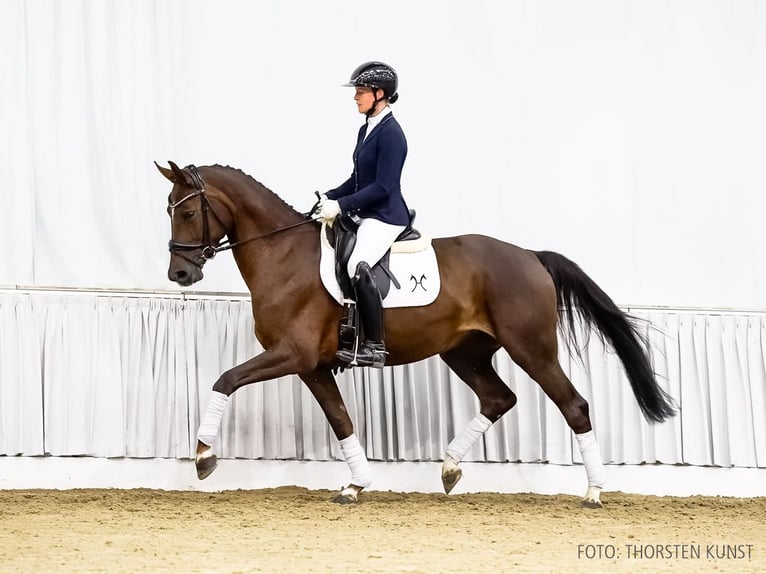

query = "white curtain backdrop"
[
  {"left": 2, "top": 1, "right": 766, "bottom": 308},
  {"left": 1, "top": 291, "right": 764, "bottom": 469},
  {"left": 2, "top": 2, "right": 766, "bottom": 481}
]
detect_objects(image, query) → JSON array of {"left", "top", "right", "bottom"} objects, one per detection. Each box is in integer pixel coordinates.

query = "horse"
[{"left": 156, "top": 161, "right": 676, "bottom": 507}]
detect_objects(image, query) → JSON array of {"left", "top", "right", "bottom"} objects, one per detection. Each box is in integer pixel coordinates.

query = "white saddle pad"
[{"left": 319, "top": 223, "right": 441, "bottom": 308}]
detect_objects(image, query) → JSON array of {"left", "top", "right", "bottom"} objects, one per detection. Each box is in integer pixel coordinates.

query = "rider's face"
[{"left": 354, "top": 86, "right": 382, "bottom": 115}]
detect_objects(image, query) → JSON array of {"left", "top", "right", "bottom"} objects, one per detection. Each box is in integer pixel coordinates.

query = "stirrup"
[
  {"left": 351, "top": 342, "right": 387, "bottom": 368},
  {"left": 336, "top": 342, "right": 386, "bottom": 368},
  {"left": 336, "top": 347, "right": 357, "bottom": 364}
]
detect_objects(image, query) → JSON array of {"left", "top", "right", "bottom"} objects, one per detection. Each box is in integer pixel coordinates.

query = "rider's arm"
[{"left": 326, "top": 175, "right": 355, "bottom": 200}]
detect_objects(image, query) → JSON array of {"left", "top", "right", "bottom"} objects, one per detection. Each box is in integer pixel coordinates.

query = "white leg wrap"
[
  {"left": 445, "top": 414, "right": 492, "bottom": 463},
  {"left": 339, "top": 434, "right": 373, "bottom": 488},
  {"left": 575, "top": 430, "right": 606, "bottom": 489},
  {"left": 197, "top": 391, "right": 229, "bottom": 447}
]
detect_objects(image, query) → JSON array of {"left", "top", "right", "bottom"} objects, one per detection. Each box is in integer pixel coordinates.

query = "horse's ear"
[
  {"left": 155, "top": 160, "right": 194, "bottom": 186},
  {"left": 169, "top": 160, "right": 195, "bottom": 187},
  {"left": 155, "top": 161, "right": 176, "bottom": 183}
]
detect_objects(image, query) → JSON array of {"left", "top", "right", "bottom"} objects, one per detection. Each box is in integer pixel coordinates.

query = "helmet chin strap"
[{"left": 365, "top": 90, "right": 386, "bottom": 118}]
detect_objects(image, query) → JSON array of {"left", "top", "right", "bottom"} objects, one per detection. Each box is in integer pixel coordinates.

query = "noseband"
[{"left": 167, "top": 164, "right": 316, "bottom": 268}]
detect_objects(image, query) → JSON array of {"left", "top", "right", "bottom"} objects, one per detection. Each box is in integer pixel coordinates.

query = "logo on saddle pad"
[{"left": 319, "top": 223, "right": 440, "bottom": 308}]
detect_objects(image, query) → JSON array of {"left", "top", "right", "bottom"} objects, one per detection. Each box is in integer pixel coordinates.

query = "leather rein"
[{"left": 167, "top": 164, "right": 317, "bottom": 268}]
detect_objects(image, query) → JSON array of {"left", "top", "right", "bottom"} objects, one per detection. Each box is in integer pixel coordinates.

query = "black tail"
[{"left": 535, "top": 250, "right": 676, "bottom": 423}]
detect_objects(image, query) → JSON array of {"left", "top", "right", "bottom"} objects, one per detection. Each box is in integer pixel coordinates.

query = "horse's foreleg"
[
  {"left": 440, "top": 338, "right": 517, "bottom": 494},
  {"left": 195, "top": 390, "right": 228, "bottom": 479},
  {"left": 195, "top": 347, "right": 311, "bottom": 480},
  {"left": 300, "top": 370, "right": 371, "bottom": 504}
]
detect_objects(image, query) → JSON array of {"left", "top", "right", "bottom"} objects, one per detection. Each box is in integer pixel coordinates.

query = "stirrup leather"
[{"left": 336, "top": 262, "right": 386, "bottom": 368}]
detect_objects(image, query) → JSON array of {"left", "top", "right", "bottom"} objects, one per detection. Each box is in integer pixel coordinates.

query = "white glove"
[
  {"left": 318, "top": 198, "right": 341, "bottom": 221},
  {"left": 310, "top": 192, "right": 328, "bottom": 217}
]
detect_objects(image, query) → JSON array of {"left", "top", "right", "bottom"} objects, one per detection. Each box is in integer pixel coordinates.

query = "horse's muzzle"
[{"left": 168, "top": 266, "right": 203, "bottom": 286}]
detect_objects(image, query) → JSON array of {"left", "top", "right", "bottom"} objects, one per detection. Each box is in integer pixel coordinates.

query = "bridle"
[{"left": 167, "top": 164, "right": 318, "bottom": 268}]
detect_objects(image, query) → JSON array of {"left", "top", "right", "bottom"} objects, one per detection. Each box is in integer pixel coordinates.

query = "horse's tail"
[{"left": 534, "top": 250, "right": 676, "bottom": 423}]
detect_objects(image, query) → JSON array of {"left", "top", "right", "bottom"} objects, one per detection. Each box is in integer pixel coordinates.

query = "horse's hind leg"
[
  {"left": 439, "top": 333, "right": 517, "bottom": 494},
  {"left": 504, "top": 329, "right": 606, "bottom": 508}
]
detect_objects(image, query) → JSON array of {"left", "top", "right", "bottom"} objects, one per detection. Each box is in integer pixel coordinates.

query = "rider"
[{"left": 317, "top": 61, "right": 410, "bottom": 368}]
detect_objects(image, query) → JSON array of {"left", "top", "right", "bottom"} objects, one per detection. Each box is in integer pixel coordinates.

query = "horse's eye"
[{"left": 182, "top": 210, "right": 196, "bottom": 222}]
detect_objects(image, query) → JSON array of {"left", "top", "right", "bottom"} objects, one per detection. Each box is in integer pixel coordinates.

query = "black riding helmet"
[{"left": 344, "top": 61, "right": 399, "bottom": 115}]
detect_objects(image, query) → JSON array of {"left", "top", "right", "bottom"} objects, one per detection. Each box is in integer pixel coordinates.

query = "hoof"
[
  {"left": 195, "top": 448, "right": 218, "bottom": 480},
  {"left": 581, "top": 486, "right": 603, "bottom": 509},
  {"left": 332, "top": 484, "right": 362, "bottom": 504},
  {"left": 441, "top": 457, "right": 462, "bottom": 494}
]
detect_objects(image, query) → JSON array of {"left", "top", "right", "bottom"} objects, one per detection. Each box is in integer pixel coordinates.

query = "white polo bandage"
[
  {"left": 445, "top": 414, "right": 492, "bottom": 463},
  {"left": 575, "top": 430, "right": 606, "bottom": 488},
  {"left": 197, "top": 391, "right": 229, "bottom": 447},
  {"left": 339, "top": 434, "right": 373, "bottom": 488}
]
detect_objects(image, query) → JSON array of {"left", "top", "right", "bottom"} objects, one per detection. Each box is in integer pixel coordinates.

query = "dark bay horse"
[{"left": 157, "top": 161, "right": 676, "bottom": 507}]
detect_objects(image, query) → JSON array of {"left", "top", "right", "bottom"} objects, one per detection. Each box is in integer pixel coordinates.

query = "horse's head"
[{"left": 156, "top": 161, "right": 230, "bottom": 286}]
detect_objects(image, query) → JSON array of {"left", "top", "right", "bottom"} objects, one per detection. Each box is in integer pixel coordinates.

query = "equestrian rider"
[{"left": 317, "top": 61, "right": 411, "bottom": 368}]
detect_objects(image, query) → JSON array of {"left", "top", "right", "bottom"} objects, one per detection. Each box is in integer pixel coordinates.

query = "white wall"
[
  {"left": 3, "top": 458, "right": 766, "bottom": 497},
  {"left": 3, "top": 0, "right": 766, "bottom": 308}
]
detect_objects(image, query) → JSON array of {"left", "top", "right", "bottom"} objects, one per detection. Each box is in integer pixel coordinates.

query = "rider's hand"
[
  {"left": 318, "top": 198, "right": 341, "bottom": 221},
  {"left": 309, "top": 192, "right": 328, "bottom": 217}
]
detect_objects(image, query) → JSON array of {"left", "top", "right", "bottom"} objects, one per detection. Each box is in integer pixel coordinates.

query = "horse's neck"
[
  {"left": 235, "top": 193, "right": 301, "bottom": 233},
  {"left": 209, "top": 169, "right": 318, "bottom": 300},
  {"left": 211, "top": 168, "right": 303, "bottom": 235},
  {"left": 232, "top": 224, "right": 319, "bottom": 315}
]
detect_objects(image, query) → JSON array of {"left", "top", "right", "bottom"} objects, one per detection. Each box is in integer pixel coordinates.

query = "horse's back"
[
  {"left": 432, "top": 233, "right": 550, "bottom": 285},
  {"left": 431, "top": 233, "right": 558, "bottom": 323}
]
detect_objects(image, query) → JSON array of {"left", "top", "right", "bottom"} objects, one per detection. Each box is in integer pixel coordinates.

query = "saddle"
[
  {"left": 325, "top": 211, "right": 422, "bottom": 360},
  {"left": 324, "top": 210, "right": 422, "bottom": 301}
]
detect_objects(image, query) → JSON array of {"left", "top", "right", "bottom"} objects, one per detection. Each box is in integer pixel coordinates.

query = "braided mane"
[{"left": 208, "top": 164, "right": 301, "bottom": 215}]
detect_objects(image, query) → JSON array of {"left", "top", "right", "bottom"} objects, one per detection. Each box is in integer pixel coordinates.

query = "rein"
[{"left": 168, "top": 165, "right": 317, "bottom": 267}]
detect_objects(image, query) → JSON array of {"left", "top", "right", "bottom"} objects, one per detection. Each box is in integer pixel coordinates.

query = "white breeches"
[{"left": 346, "top": 218, "right": 406, "bottom": 278}]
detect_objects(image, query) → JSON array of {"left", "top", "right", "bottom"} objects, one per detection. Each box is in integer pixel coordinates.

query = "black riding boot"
[{"left": 336, "top": 262, "right": 386, "bottom": 368}]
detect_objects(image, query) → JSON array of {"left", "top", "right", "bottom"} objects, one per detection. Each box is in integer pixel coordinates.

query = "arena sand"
[{"left": 0, "top": 487, "right": 763, "bottom": 573}]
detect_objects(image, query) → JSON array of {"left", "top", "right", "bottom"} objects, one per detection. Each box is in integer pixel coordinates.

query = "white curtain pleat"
[
  {"left": 1, "top": 292, "right": 765, "bottom": 470},
  {"left": 648, "top": 312, "right": 685, "bottom": 464},
  {"left": 747, "top": 318, "right": 766, "bottom": 466},
  {"left": 0, "top": 296, "right": 44, "bottom": 455},
  {"left": 121, "top": 299, "right": 159, "bottom": 457},
  {"left": 41, "top": 297, "right": 124, "bottom": 456}
]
